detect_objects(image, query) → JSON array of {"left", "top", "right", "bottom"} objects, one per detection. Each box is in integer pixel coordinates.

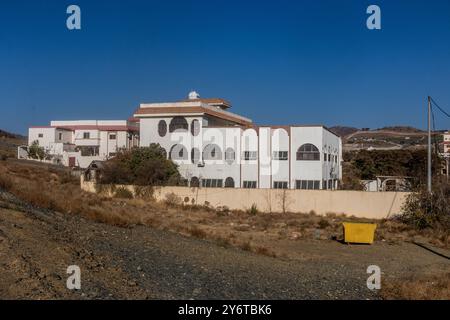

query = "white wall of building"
[
  {"left": 26, "top": 120, "right": 138, "bottom": 168},
  {"left": 270, "top": 128, "right": 290, "bottom": 188},
  {"left": 241, "top": 128, "right": 259, "bottom": 187},
  {"left": 290, "top": 127, "right": 324, "bottom": 188}
]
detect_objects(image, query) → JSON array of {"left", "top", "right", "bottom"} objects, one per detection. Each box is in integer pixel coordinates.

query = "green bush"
[
  {"left": 342, "top": 149, "right": 441, "bottom": 189},
  {"left": 246, "top": 203, "right": 258, "bottom": 215},
  {"left": 98, "top": 144, "right": 181, "bottom": 186},
  {"left": 28, "top": 140, "right": 46, "bottom": 160}
]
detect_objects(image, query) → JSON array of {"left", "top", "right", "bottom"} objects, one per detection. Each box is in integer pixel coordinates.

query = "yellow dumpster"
[{"left": 342, "top": 222, "right": 377, "bottom": 244}]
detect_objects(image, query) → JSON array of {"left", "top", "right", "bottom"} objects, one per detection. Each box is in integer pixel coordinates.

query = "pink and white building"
[
  {"left": 22, "top": 120, "right": 139, "bottom": 168},
  {"left": 23, "top": 91, "right": 342, "bottom": 190}
]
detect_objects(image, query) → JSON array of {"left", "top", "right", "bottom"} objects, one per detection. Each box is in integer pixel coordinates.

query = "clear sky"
[{"left": 1, "top": 0, "right": 450, "bottom": 134}]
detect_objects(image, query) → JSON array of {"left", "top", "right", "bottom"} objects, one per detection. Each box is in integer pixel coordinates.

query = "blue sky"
[{"left": 1, "top": 0, "right": 449, "bottom": 134}]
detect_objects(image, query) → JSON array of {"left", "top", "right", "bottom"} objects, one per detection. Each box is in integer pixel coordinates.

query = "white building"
[
  {"left": 23, "top": 120, "right": 139, "bottom": 168},
  {"left": 443, "top": 131, "right": 450, "bottom": 155},
  {"left": 134, "top": 91, "right": 342, "bottom": 190}
]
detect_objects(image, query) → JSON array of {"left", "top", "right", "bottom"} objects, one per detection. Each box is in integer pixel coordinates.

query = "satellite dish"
[{"left": 188, "top": 91, "right": 200, "bottom": 100}]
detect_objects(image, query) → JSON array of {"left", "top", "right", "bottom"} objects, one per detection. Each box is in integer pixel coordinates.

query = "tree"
[
  {"left": 28, "top": 140, "right": 46, "bottom": 160},
  {"left": 98, "top": 144, "right": 182, "bottom": 186}
]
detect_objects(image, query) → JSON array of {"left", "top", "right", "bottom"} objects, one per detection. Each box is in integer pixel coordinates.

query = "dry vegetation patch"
[
  {"left": 381, "top": 272, "right": 450, "bottom": 300},
  {"left": 1, "top": 160, "right": 449, "bottom": 299},
  {"left": 0, "top": 160, "right": 448, "bottom": 261}
]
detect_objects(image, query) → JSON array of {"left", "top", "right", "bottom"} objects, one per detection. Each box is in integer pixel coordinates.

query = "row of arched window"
[
  {"left": 189, "top": 177, "right": 235, "bottom": 188},
  {"left": 158, "top": 117, "right": 200, "bottom": 137},
  {"left": 165, "top": 143, "right": 330, "bottom": 162}
]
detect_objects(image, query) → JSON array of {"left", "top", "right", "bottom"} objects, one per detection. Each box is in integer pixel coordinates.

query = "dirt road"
[{"left": 0, "top": 189, "right": 448, "bottom": 299}]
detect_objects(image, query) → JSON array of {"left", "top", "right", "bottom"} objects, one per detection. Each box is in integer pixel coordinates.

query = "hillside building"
[
  {"left": 134, "top": 91, "right": 342, "bottom": 190},
  {"left": 24, "top": 91, "right": 342, "bottom": 190},
  {"left": 22, "top": 120, "right": 139, "bottom": 168}
]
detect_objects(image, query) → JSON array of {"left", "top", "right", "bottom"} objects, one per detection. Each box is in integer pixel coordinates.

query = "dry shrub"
[
  {"left": 246, "top": 203, "right": 258, "bottom": 215},
  {"left": 317, "top": 218, "right": 330, "bottom": 229},
  {"left": 254, "top": 246, "right": 277, "bottom": 258},
  {"left": 400, "top": 180, "right": 450, "bottom": 231},
  {"left": 187, "top": 226, "right": 207, "bottom": 239},
  {"left": 0, "top": 174, "right": 13, "bottom": 190},
  {"left": 381, "top": 273, "right": 450, "bottom": 300},
  {"left": 114, "top": 187, "right": 134, "bottom": 199},
  {"left": 239, "top": 241, "right": 252, "bottom": 251},
  {"left": 85, "top": 208, "right": 131, "bottom": 228},
  {"left": 134, "top": 185, "right": 154, "bottom": 200},
  {"left": 164, "top": 192, "right": 182, "bottom": 207},
  {"left": 214, "top": 237, "right": 231, "bottom": 248}
]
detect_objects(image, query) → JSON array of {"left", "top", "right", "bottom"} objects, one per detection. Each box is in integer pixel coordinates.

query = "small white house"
[{"left": 23, "top": 120, "right": 139, "bottom": 168}]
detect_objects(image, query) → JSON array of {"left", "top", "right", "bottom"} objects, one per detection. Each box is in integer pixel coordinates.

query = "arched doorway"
[
  {"left": 190, "top": 176, "right": 200, "bottom": 188},
  {"left": 224, "top": 177, "right": 235, "bottom": 188}
]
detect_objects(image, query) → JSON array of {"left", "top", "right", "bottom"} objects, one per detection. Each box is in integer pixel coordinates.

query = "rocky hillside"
[{"left": 330, "top": 125, "right": 442, "bottom": 151}]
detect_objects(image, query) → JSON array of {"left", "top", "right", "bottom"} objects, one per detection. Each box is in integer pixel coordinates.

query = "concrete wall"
[{"left": 81, "top": 177, "right": 409, "bottom": 219}]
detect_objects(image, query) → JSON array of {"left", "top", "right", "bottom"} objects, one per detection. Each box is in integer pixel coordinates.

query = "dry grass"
[
  {"left": 0, "top": 160, "right": 448, "bottom": 267},
  {"left": 2, "top": 160, "right": 450, "bottom": 299},
  {"left": 381, "top": 273, "right": 450, "bottom": 300},
  {"left": 0, "top": 173, "right": 13, "bottom": 190}
]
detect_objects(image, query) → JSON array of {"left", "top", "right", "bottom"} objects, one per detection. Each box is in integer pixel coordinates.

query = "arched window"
[
  {"left": 224, "top": 177, "right": 235, "bottom": 188},
  {"left": 158, "top": 120, "right": 167, "bottom": 137},
  {"left": 191, "top": 147, "right": 200, "bottom": 164},
  {"left": 296, "top": 143, "right": 320, "bottom": 161},
  {"left": 225, "top": 147, "right": 235, "bottom": 165},
  {"left": 203, "top": 144, "right": 222, "bottom": 161},
  {"left": 190, "top": 177, "right": 200, "bottom": 188},
  {"left": 169, "top": 116, "right": 188, "bottom": 132},
  {"left": 191, "top": 119, "right": 200, "bottom": 136},
  {"left": 169, "top": 144, "right": 188, "bottom": 160}
]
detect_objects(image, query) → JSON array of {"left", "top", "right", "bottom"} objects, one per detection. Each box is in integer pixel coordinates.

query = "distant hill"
[
  {"left": 329, "top": 126, "right": 359, "bottom": 137},
  {"left": 378, "top": 126, "right": 424, "bottom": 133},
  {"left": 0, "top": 129, "right": 26, "bottom": 140},
  {"left": 0, "top": 129, "right": 27, "bottom": 159}
]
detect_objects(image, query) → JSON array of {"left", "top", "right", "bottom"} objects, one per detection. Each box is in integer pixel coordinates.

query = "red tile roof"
[
  {"left": 134, "top": 106, "right": 252, "bottom": 126},
  {"left": 31, "top": 125, "right": 138, "bottom": 132}
]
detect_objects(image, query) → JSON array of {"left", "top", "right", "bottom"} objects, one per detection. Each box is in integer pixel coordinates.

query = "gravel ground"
[{"left": 0, "top": 190, "right": 448, "bottom": 299}]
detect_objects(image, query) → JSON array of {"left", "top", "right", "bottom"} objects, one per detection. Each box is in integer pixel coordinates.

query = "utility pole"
[{"left": 427, "top": 96, "right": 432, "bottom": 193}]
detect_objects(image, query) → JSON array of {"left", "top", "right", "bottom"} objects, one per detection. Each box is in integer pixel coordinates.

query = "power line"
[{"left": 430, "top": 97, "right": 450, "bottom": 118}]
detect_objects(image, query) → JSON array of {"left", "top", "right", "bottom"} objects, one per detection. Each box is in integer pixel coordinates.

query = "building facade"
[
  {"left": 24, "top": 91, "right": 342, "bottom": 189},
  {"left": 135, "top": 91, "right": 342, "bottom": 190},
  {"left": 442, "top": 131, "right": 450, "bottom": 177},
  {"left": 443, "top": 131, "right": 450, "bottom": 155},
  {"left": 23, "top": 120, "right": 139, "bottom": 168}
]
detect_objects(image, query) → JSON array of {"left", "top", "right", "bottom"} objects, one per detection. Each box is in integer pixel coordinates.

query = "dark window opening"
[{"left": 297, "top": 144, "right": 320, "bottom": 161}]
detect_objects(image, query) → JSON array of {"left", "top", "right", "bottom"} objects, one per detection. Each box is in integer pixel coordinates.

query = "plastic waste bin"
[{"left": 342, "top": 222, "right": 377, "bottom": 244}]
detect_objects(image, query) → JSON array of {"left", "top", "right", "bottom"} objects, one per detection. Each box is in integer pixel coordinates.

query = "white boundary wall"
[{"left": 81, "top": 177, "right": 409, "bottom": 219}]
